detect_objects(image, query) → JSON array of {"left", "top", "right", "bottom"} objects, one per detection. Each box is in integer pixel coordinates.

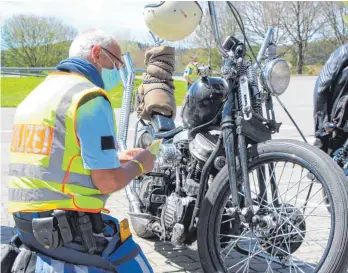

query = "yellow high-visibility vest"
[
  {"left": 185, "top": 63, "right": 200, "bottom": 82},
  {"left": 8, "top": 72, "right": 113, "bottom": 214}
]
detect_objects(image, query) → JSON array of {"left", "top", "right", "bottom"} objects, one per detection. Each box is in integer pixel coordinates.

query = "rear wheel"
[{"left": 198, "top": 140, "right": 348, "bottom": 273}]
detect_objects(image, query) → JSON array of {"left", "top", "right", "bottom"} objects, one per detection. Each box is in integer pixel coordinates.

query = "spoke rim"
[{"left": 214, "top": 158, "right": 335, "bottom": 273}]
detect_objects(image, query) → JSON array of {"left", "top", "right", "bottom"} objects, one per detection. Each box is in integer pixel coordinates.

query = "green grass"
[
  {"left": 1, "top": 76, "right": 187, "bottom": 107},
  {"left": 1, "top": 77, "right": 45, "bottom": 107}
]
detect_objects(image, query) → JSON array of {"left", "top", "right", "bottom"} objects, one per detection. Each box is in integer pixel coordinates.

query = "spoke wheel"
[{"left": 198, "top": 140, "right": 348, "bottom": 273}]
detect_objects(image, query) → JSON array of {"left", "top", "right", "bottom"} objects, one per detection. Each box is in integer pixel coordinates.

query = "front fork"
[
  {"left": 222, "top": 90, "right": 280, "bottom": 223},
  {"left": 222, "top": 86, "right": 270, "bottom": 223},
  {"left": 221, "top": 90, "right": 254, "bottom": 220}
]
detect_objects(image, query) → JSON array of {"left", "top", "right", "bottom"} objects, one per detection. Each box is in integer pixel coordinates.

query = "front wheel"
[{"left": 198, "top": 139, "right": 348, "bottom": 273}]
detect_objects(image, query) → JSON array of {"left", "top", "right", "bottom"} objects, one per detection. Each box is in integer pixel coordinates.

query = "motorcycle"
[
  {"left": 315, "top": 123, "right": 348, "bottom": 213},
  {"left": 319, "top": 123, "right": 348, "bottom": 176},
  {"left": 118, "top": 2, "right": 348, "bottom": 273},
  {"left": 332, "top": 138, "right": 348, "bottom": 174}
]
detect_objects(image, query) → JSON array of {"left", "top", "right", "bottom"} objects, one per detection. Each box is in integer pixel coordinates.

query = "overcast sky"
[{"left": 0, "top": 0, "right": 157, "bottom": 43}]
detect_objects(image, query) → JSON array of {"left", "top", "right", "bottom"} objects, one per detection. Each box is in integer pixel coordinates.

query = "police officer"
[
  {"left": 8, "top": 29, "right": 155, "bottom": 272},
  {"left": 184, "top": 56, "right": 199, "bottom": 90}
]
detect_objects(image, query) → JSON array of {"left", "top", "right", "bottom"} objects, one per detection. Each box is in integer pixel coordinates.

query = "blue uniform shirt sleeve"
[
  {"left": 75, "top": 95, "right": 120, "bottom": 170},
  {"left": 183, "top": 67, "right": 192, "bottom": 77}
]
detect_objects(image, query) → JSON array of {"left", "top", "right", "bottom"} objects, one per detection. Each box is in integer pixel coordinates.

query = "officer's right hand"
[{"left": 134, "top": 149, "right": 156, "bottom": 173}]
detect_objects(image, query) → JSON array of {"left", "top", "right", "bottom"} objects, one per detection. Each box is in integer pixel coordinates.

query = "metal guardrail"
[
  {"left": 1, "top": 71, "right": 47, "bottom": 77},
  {"left": 0, "top": 67, "right": 185, "bottom": 77}
]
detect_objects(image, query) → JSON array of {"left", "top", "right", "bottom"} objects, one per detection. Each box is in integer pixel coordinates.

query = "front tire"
[{"left": 198, "top": 139, "right": 348, "bottom": 273}]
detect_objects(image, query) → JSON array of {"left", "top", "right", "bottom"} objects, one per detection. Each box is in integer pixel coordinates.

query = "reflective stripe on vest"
[
  {"left": 9, "top": 188, "right": 71, "bottom": 202},
  {"left": 9, "top": 73, "right": 111, "bottom": 213}
]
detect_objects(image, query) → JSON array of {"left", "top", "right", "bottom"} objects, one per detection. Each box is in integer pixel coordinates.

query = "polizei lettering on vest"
[{"left": 11, "top": 124, "right": 54, "bottom": 155}]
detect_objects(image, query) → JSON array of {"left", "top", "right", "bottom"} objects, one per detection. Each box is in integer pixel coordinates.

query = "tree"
[
  {"left": 2, "top": 15, "right": 77, "bottom": 67},
  {"left": 239, "top": 1, "right": 286, "bottom": 45},
  {"left": 192, "top": 5, "right": 215, "bottom": 68},
  {"left": 218, "top": 2, "right": 239, "bottom": 43},
  {"left": 320, "top": 1, "right": 348, "bottom": 46},
  {"left": 281, "top": 2, "right": 324, "bottom": 74},
  {"left": 192, "top": 2, "right": 238, "bottom": 70}
]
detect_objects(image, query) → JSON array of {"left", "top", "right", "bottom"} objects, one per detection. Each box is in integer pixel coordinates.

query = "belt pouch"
[{"left": 32, "top": 217, "right": 60, "bottom": 249}]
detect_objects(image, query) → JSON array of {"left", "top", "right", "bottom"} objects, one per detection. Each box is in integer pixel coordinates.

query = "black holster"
[
  {"left": 52, "top": 210, "right": 73, "bottom": 244},
  {"left": 76, "top": 212, "right": 97, "bottom": 254},
  {"left": 89, "top": 212, "right": 104, "bottom": 234}
]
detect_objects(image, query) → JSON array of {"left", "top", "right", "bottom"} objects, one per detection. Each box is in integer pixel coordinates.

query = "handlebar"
[
  {"left": 253, "top": 27, "right": 273, "bottom": 70},
  {"left": 208, "top": 1, "right": 273, "bottom": 69},
  {"left": 208, "top": 2, "right": 228, "bottom": 58}
]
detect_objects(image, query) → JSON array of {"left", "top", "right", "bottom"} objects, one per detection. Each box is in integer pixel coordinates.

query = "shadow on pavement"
[
  {"left": 148, "top": 237, "right": 317, "bottom": 273},
  {"left": 150, "top": 239, "right": 202, "bottom": 273}
]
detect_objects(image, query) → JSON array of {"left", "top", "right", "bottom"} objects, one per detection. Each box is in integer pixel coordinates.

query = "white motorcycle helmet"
[{"left": 143, "top": 1, "right": 203, "bottom": 41}]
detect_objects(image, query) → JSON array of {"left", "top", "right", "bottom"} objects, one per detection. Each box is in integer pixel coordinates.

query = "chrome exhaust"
[
  {"left": 118, "top": 52, "right": 135, "bottom": 144},
  {"left": 118, "top": 52, "right": 158, "bottom": 237},
  {"left": 117, "top": 52, "right": 142, "bottom": 214}
]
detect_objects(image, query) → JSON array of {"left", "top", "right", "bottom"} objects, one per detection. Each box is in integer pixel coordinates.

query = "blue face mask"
[
  {"left": 101, "top": 66, "right": 121, "bottom": 91},
  {"left": 99, "top": 50, "right": 121, "bottom": 91}
]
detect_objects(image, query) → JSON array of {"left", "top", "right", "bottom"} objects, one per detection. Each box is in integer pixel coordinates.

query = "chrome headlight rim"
[
  {"left": 261, "top": 58, "right": 291, "bottom": 96},
  {"left": 198, "top": 65, "right": 211, "bottom": 78}
]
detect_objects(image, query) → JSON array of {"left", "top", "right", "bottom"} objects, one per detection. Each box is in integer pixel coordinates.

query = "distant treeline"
[{"left": 2, "top": 9, "right": 346, "bottom": 76}]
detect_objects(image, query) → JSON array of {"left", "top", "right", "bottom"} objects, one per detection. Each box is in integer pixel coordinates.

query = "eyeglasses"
[{"left": 101, "top": 47, "right": 124, "bottom": 68}]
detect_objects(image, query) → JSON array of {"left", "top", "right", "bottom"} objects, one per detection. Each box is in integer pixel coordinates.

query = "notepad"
[{"left": 147, "top": 139, "right": 163, "bottom": 155}]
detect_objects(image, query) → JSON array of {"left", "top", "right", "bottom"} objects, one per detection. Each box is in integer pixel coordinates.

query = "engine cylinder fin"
[{"left": 194, "top": 161, "right": 202, "bottom": 181}]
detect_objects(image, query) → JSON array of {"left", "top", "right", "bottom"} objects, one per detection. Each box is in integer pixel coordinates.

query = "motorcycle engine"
[
  {"left": 189, "top": 132, "right": 218, "bottom": 162},
  {"left": 152, "top": 130, "right": 190, "bottom": 170},
  {"left": 138, "top": 131, "right": 190, "bottom": 212},
  {"left": 156, "top": 143, "right": 182, "bottom": 169},
  {"left": 137, "top": 130, "right": 224, "bottom": 244},
  {"left": 161, "top": 193, "right": 195, "bottom": 231},
  {"left": 189, "top": 132, "right": 225, "bottom": 172}
]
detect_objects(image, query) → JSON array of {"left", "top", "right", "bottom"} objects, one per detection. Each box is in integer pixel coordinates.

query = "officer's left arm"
[
  {"left": 76, "top": 94, "right": 121, "bottom": 170},
  {"left": 76, "top": 94, "right": 149, "bottom": 194}
]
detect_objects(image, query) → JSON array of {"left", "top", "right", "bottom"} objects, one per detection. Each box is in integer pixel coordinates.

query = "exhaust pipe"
[
  {"left": 118, "top": 53, "right": 156, "bottom": 237},
  {"left": 118, "top": 52, "right": 135, "bottom": 144},
  {"left": 118, "top": 52, "right": 142, "bottom": 214}
]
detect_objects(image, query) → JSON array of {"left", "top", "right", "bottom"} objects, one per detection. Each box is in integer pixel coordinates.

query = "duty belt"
[{"left": 13, "top": 210, "right": 104, "bottom": 254}]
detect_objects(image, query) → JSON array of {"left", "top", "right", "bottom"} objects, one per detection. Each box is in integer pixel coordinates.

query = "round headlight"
[
  {"left": 261, "top": 58, "right": 290, "bottom": 96},
  {"left": 198, "top": 65, "right": 211, "bottom": 77}
]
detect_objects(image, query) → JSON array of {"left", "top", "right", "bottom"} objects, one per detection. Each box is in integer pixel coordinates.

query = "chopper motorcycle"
[{"left": 116, "top": 2, "right": 348, "bottom": 273}]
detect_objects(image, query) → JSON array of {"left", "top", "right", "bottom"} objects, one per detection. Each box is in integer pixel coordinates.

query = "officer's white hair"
[{"left": 69, "top": 29, "right": 115, "bottom": 59}]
